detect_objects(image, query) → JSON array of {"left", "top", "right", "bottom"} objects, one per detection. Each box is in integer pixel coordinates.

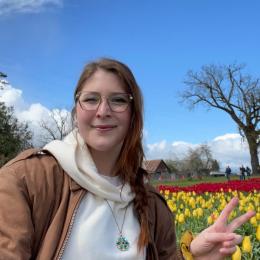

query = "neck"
[{"left": 89, "top": 147, "right": 121, "bottom": 177}]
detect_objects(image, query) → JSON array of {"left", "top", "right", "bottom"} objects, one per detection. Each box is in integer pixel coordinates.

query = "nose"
[{"left": 96, "top": 98, "right": 112, "bottom": 117}]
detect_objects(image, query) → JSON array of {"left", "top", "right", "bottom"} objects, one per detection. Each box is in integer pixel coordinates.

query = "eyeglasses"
[{"left": 76, "top": 91, "right": 133, "bottom": 113}]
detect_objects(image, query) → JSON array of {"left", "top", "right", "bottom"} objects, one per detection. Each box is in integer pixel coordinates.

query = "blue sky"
[{"left": 0, "top": 0, "right": 259, "bottom": 168}]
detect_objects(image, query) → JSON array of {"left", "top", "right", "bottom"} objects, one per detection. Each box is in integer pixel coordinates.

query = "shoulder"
[
  {"left": 145, "top": 184, "right": 179, "bottom": 258},
  {"left": 145, "top": 183, "right": 173, "bottom": 225},
  {"left": 0, "top": 148, "right": 70, "bottom": 217},
  {"left": 2, "top": 148, "right": 57, "bottom": 168},
  {"left": 1, "top": 148, "right": 60, "bottom": 170},
  {"left": 145, "top": 183, "right": 170, "bottom": 210},
  {"left": 0, "top": 148, "right": 65, "bottom": 188}
]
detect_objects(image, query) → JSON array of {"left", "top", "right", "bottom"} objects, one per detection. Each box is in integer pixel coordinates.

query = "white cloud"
[
  {"left": 213, "top": 133, "right": 241, "bottom": 141},
  {"left": 19, "top": 103, "right": 50, "bottom": 123},
  {"left": 0, "top": 0, "right": 63, "bottom": 16},
  {"left": 145, "top": 133, "right": 251, "bottom": 171},
  {"left": 0, "top": 83, "right": 26, "bottom": 109},
  {"left": 0, "top": 83, "right": 71, "bottom": 146},
  {"left": 210, "top": 133, "right": 250, "bottom": 171},
  {"left": 145, "top": 140, "right": 175, "bottom": 160},
  {"left": 147, "top": 140, "right": 167, "bottom": 151},
  {"left": 171, "top": 141, "right": 199, "bottom": 157}
]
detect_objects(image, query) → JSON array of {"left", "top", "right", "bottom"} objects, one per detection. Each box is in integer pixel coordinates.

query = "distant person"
[
  {"left": 225, "top": 166, "right": 232, "bottom": 181},
  {"left": 246, "top": 166, "right": 251, "bottom": 178},
  {"left": 239, "top": 165, "right": 246, "bottom": 180}
]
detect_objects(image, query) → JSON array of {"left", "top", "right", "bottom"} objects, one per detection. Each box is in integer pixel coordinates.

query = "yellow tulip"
[
  {"left": 184, "top": 208, "right": 191, "bottom": 217},
  {"left": 250, "top": 216, "right": 257, "bottom": 227},
  {"left": 167, "top": 201, "right": 175, "bottom": 212},
  {"left": 207, "top": 215, "right": 213, "bottom": 225},
  {"left": 256, "top": 212, "right": 260, "bottom": 221},
  {"left": 178, "top": 213, "right": 185, "bottom": 224},
  {"left": 189, "top": 197, "right": 195, "bottom": 204},
  {"left": 231, "top": 246, "right": 241, "bottom": 260},
  {"left": 256, "top": 225, "right": 260, "bottom": 241},
  {"left": 247, "top": 204, "right": 255, "bottom": 211},
  {"left": 242, "top": 236, "right": 252, "bottom": 254},
  {"left": 197, "top": 208, "right": 203, "bottom": 217}
]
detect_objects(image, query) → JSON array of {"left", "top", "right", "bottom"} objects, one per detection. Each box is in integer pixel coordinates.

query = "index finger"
[{"left": 215, "top": 197, "right": 239, "bottom": 224}]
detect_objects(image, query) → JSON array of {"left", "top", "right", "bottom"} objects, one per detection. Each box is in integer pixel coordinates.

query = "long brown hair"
[{"left": 72, "top": 58, "right": 149, "bottom": 250}]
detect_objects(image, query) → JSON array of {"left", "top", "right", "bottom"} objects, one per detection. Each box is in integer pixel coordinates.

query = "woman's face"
[{"left": 76, "top": 69, "right": 131, "bottom": 155}]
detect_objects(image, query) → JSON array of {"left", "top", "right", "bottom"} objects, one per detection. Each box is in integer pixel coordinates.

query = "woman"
[{"left": 0, "top": 58, "right": 255, "bottom": 260}]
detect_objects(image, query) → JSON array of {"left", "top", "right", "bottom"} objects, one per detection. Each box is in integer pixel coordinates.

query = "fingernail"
[{"left": 227, "top": 233, "right": 235, "bottom": 240}]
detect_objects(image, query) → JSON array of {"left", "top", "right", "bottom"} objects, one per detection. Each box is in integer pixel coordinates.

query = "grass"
[{"left": 150, "top": 175, "right": 260, "bottom": 187}]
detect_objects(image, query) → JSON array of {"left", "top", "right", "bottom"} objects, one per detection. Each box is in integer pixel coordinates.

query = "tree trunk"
[{"left": 245, "top": 133, "right": 260, "bottom": 175}]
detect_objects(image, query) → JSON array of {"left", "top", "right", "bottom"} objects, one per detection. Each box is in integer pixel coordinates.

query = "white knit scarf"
[{"left": 43, "top": 129, "right": 135, "bottom": 204}]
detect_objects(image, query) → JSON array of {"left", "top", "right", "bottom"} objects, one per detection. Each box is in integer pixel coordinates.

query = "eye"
[
  {"left": 80, "top": 94, "right": 99, "bottom": 104},
  {"left": 110, "top": 95, "right": 129, "bottom": 105}
]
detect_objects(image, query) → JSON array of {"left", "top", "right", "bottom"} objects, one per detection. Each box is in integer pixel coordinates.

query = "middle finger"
[{"left": 227, "top": 210, "right": 255, "bottom": 232}]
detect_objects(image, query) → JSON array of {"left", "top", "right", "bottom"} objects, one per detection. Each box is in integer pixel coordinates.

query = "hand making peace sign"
[{"left": 190, "top": 197, "right": 255, "bottom": 260}]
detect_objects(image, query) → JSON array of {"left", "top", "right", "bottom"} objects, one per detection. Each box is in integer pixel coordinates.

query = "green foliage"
[{"left": 0, "top": 102, "right": 33, "bottom": 166}]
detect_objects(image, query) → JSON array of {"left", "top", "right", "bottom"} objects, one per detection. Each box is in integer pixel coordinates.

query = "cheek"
[{"left": 75, "top": 105, "right": 92, "bottom": 128}]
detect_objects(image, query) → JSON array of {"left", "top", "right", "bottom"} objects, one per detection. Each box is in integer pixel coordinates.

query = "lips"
[{"left": 92, "top": 125, "right": 117, "bottom": 131}]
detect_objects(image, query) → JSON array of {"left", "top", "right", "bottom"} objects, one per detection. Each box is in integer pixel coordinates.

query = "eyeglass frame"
[{"left": 75, "top": 91, "right": 134, "bottom": 113}]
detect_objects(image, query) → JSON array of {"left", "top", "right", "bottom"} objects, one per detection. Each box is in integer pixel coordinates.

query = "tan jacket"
[{"left": 0, "top": 149, "right": 182, "bottom": 260}]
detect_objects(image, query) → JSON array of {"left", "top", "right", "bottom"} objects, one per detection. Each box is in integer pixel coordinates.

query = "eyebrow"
[{"left": 79, "top": 91, "right": 130, "bottom": 95}]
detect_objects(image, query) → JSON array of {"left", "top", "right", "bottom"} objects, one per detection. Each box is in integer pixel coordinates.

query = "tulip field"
[{"left": 158, "top": 178, "right": 260, "bottom": 259}]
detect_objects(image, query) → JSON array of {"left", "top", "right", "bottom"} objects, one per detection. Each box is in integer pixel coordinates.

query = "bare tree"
[
  {"left": 166, "top": 144, "right": 218, "bottom": 179},
  {"left": 185, "top": 144, "right": 215, "bottom": 178},
  {"left": 181, "top": 63, "right": 260, "bottom": 174},
  {"left": 39, "top": 109, "right": 72, "bottom": 144}
]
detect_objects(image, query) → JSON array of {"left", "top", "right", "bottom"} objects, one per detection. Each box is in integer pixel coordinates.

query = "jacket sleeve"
[
  {"left": 0, "top": 166, "right": 34, "bottom": 260},
  {"left": 147, "top": 185, "right": 184, "bottom": 260}
]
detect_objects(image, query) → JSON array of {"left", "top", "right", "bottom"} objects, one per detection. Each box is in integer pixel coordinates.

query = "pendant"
[{"left": 116, "top": 235, "right": 130, "bottom": 251}]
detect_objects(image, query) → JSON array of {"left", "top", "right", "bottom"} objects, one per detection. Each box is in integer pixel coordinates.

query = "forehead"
[{"left": 81, "top": 69, "right": 127, "bottom": 93}]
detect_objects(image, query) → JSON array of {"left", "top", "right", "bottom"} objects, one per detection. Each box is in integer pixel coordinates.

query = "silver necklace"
[{"left": 105, "top": 200, "right": 130, "bottom": 251}]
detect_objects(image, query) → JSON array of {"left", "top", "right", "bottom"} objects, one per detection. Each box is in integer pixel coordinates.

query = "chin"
[{"left": 88, "top": 141, "right": 123, "bottom": 154}]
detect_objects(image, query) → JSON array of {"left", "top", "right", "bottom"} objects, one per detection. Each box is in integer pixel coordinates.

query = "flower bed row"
[
  {"left": 158, "top": 178, "right": 260, "bottom": 259},
  {"left": 158, "top": 178, "right": 260, "bottom": 193}
]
